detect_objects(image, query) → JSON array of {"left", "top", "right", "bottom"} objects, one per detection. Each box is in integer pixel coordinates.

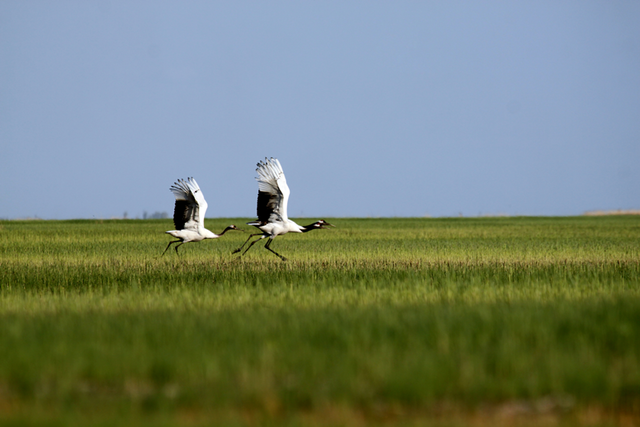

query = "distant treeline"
[{"left": 142, "top": 211, "right": 168, "bottom": 219}]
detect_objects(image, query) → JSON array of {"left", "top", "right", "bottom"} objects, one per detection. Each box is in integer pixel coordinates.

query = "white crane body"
[{"left": 165, "top": 228, "right": 216, "bottom": 243}]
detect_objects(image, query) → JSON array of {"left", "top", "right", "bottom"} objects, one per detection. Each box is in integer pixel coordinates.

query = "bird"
[
  {"left": 162, "top": 177, "right": 241, "bottom": 255},
  {"left": 232, "top": 157, "right": 333, "bottom": 261}
]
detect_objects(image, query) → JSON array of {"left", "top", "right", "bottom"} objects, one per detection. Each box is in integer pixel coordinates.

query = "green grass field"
[{"left": 0, "top": 216, "right": 639, "bottom": 426}]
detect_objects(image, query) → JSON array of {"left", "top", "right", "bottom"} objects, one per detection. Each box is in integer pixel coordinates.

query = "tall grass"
[{"left": 0, "top": 216, "right": 639, "bottom": 425}]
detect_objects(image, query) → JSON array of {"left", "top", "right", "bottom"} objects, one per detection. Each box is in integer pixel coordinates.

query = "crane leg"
[
  {"left": 162, "top": 240, "right": 182, "bottom": 256},
  {"left": 241, "top": 236, "right": 266, "bottom": 256},
  {"left": 264, "top": 238, "right": 287, "bottom": 261},
  {"left": 232, "top": 233, "right": 264, "bottom": 254}
]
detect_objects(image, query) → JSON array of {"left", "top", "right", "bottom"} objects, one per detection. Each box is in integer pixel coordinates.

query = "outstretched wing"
[
  {"left": 169, "top": 177, "right": 208, "bottom": 232},
  {"left": 255, "top": 157, "right": 290, "bottom": 224}
]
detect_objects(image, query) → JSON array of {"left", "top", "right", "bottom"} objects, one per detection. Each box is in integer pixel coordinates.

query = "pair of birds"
[{"left": 162, "top": 157, "right": 333, "bottom": 261}]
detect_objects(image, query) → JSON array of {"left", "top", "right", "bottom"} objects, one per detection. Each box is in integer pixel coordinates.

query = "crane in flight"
[
  {"left": 162, "top": 177, "right": 241, "bottom": 255},
  {"left": 232, "top": 158, "right": 333, "bottom": 261}
]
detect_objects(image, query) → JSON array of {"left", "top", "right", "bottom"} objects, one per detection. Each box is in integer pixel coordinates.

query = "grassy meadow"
[{"left": 0, "top": 216, "right": 639, "bottom": 426}]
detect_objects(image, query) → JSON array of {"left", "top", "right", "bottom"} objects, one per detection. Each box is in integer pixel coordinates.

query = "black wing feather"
[
  {"left": 257, "top": 190, "right": 281, "bottom": 224},
  {"left": 173, "top": 199, "right": 192, "bottom": 230}
]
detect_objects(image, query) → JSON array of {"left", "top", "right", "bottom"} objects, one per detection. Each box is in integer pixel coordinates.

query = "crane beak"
[{"left": 320, "top": 221, "right": 335, "bottom": 229}]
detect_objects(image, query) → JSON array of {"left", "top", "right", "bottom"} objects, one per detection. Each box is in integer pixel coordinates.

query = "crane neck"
[
  {"left": 301, "top": 221, "right": 321, "bottom": 233},
  {"left": 218, "top": 225, "right": 237, "bottom": 236}
]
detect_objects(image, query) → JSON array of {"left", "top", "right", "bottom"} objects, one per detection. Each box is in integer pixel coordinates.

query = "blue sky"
[{"left": 1, "top": 2, "right": 639, "bottom": 219}]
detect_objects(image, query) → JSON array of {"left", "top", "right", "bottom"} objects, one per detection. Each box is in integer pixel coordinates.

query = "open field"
[{"left": 0, "top": 216, "right": 639, "bottom": 426}]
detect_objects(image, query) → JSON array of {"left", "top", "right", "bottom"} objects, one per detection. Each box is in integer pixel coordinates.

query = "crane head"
[{"left": 309, "top": 220, "right": 334, "bottom": 230}]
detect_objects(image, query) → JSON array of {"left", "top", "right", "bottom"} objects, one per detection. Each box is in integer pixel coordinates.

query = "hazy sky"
[{"left": 2, "top": 2, "right": 639, "bottom": 219}]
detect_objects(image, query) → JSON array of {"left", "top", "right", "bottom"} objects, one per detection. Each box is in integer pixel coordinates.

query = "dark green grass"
[{"left": 0, "top": 216, "right": 639, "bottom": 425}]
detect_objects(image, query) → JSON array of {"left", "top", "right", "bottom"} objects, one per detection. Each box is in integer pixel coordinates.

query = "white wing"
[
  {"left": 169, "top": 177, "right": 208, "bottom": 232},
  {"left": 186, "top": 177, "right": 208, "bottom": 230},
  {"left": 255, "top": 158, "right": 290, "bottom": 224}
]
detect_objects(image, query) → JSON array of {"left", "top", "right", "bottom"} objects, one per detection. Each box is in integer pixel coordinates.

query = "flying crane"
[
  {"left": 232, "top": 158, "right": 333, "bottom": 261},
  {"left": 162, "top": 177, "right": 240, "bottom": 255}
]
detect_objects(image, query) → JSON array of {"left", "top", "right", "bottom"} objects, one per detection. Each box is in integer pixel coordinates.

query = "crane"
[
  {"left": 162, "top": 177, "right": 241, "bottom": 255},
  {"left": 232, "top": 157, "right": 333, "bottom": 261}
]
